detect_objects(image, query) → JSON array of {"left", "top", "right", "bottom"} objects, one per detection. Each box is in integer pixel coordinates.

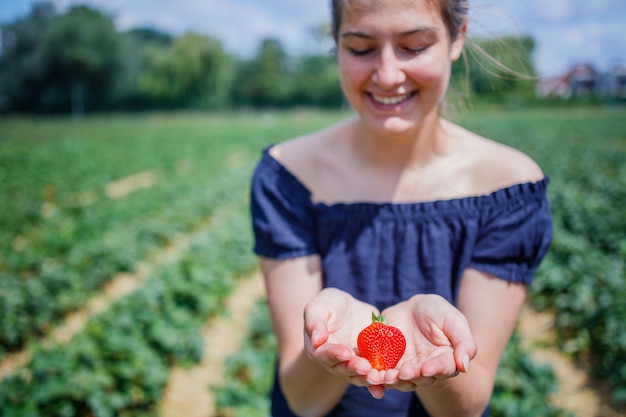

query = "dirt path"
[
  {"left": 38, "top": 170, "right": 158, "bottom": 219},
  {"left": 517, "top": 305, "right": 626, "bottom": 417},
  {"left": 0, "top": 218, "right": 208, "bottom": 381},
  {"left": 159, "top": 271, "right": 266, "bottom": 417},
  {"left": 105, "top": 170, "right": 157, "bottom": 199}
]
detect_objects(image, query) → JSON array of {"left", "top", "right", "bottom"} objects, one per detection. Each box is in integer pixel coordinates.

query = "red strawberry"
[{"left": 357, "top": 313, "right": 406, "bottom": 371}]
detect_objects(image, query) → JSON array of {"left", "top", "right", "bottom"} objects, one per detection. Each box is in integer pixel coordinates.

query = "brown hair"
[{"left": 330, "top": 0, "right": 469, "bottom": 41}]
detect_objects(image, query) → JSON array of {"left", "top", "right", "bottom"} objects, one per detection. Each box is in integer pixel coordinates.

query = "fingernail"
[{"left": 463, "top": 354, "right": 470, "bottom": 373}]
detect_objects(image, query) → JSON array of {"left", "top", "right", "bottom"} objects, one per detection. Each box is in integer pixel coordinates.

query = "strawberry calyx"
[{"left": 371, "top": 312, "right": 388, "bottom": 325}]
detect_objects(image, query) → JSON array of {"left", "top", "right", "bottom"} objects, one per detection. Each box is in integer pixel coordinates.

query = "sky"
[{"left": 1, "top": 0, "right": 625, "bottom": 77}]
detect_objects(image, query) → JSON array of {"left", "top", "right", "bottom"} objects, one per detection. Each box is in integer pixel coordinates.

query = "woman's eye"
[
  {"left": 405, "top": 46, "right": 428, "bottom": 54},
  {"left": 348, "top": 47, "right": 374, "bottom": 56}
]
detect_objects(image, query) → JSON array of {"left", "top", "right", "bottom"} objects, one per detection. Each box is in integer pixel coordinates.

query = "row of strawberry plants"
[
  {"left": 0, "top": 202, "right": 257, "bottom": 417},
  {"left": 0, "top": 163, "right": 252, "bottom": 357},
  {"left": 460, "top": 106, "right": 626, "bottom": 404}
]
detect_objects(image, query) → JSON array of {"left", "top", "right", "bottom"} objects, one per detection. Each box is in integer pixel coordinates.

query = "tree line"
[{"left": 0, "top": 2, "right": 537, "bottom": 115}]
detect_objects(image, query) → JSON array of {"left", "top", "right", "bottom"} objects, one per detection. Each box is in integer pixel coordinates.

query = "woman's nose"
[{"left": 372, "top": 47, "right": 406, "bottom": 88}]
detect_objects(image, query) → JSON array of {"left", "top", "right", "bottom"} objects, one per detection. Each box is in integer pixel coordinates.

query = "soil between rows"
[
  {"left": 159, "top": 271, "right": 266, "bottom": 417},
  {"left": 517, "top": 305, "right": 626, "bottom": 417}
]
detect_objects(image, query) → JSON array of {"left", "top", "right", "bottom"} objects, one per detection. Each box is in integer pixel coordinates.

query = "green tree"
[
  {"left": 114, "top": 27, "right": 173, "bottom": 109},
  {"left": 126, "top": 27, "right": 173, "bottom": 46},
  {"left": 0, "top": 2, "right": 57, "bottom": 112},
  {"left": 292, "top": 54, "right": 342, "bottom": 107},
  {"left": 36, "top": 6, "right": 120, "bottom": 116},
  {"left": 42, "top": 5, "right": 122, "bottom": 115},
  {"left": 139, "top": 32, "right": 231, "bottom": 108},
  {"left": 232, "top": 38, "right": 293, "bottom": 108}
]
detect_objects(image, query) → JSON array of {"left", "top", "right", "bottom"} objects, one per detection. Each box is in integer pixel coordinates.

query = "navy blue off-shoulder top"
[{"left": 250, "top": 147, "right": 553, "bottom": 417}]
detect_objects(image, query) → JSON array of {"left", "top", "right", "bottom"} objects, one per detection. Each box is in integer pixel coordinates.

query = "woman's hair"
[{"left": 330, "top": 0, "right": 469, "bottom": 41}]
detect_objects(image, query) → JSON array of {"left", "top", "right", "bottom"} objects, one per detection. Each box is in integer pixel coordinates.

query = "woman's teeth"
[{"left": 372, "top": 93, "right": 411, "bottom": 105}]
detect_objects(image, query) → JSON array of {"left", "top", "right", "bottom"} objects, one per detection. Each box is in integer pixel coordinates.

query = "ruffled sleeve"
[
  {"left": 469, "top": 179, "right": 553, "bottom": 285},
  {"left": 250, "top": 148, "right": 317, "bottom": 259}
]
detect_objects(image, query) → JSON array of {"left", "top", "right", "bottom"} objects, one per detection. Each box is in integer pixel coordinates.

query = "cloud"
[{"left": 529, "top": 0, "right": 572, "bottom": 22}]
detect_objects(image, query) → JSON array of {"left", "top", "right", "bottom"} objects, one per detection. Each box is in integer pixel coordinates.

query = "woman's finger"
[
  {"left": 304, "top": 304, "right": 331, "bottom": 349},
  {"left": 441, "top": 308, "right": 477, "bottom": 372},
  {"left": 313, "top": 343, "right": 356, "bottom": 369},
  {"left": 367, "top": 384, "right": 386, "bottom": 399},
  {"left": 420, "top": 349, "right": 457, "bottom": 378}
]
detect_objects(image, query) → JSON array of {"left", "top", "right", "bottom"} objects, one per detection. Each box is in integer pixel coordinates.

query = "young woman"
[{"left": 250, "top": 0, "right": 552, "bottom": 416}]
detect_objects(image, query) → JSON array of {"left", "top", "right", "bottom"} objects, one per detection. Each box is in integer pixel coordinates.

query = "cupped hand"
[
  {"left": 380, "top": 294, "right": 477, "bottom": 391},
  {"left": 303, "top": 288, "right": 388, "bottom": 396}
]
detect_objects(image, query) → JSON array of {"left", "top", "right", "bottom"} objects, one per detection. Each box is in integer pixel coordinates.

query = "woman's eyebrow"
[
  {"left": 399, "top": 27, "right": 439, "bottom": 37},
  {"left": 341, "top": 30, "right": 373, "bottom": 39},
  {"left": 341, "top": 26, "right": 438, "bottom": 39}
]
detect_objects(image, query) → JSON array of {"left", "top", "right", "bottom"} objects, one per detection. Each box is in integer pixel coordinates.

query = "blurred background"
[
  {"left": 0, "top": 0, "right": 624, "bottom": 114},
  {"left": 0, "top": 1, "right": 625, "bottom": 417}
]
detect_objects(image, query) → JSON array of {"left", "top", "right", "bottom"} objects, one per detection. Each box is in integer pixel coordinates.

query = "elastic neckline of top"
[{"left": 261, "top": 145, "right": 549, "bottom": 212}]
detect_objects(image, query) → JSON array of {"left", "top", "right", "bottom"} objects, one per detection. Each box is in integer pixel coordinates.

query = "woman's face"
[{"left": 336, "top": 0, "right": 465, "bottom": 136}]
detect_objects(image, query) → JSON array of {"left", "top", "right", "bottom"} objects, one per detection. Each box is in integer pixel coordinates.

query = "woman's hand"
[
  {"left": 303, "top": 290, "right": 476, "bottom": 398},
  {"left": 303, "top": 288, "right": 388, "bottom": 396},
  {"left": 381, "top": 294, "right": 477, "bottom": 392}
]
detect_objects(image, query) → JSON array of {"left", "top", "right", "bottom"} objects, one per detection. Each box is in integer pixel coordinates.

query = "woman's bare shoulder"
[
  {"left": 269, "top": 117, "right": 346, "bottom": 190},
  {"left": 269, "top": 120, "right": 351, "bottom": 179},
  {"left": 447, "top": 121, "right": 545, "bottom": 193}
]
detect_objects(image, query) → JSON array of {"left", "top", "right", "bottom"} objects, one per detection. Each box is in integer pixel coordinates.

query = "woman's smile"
[{"left": 369, "top": 92, "right": 416, "bottom": 106}]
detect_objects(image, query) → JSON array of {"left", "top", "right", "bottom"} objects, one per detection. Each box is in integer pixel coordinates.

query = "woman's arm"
[
  {"left": 412, "top": 268, "right": 527, "bottom": 417},
  {"left": 261, "top": 256, "right": 378, "bottom": 417},
  {"left": 261, "top": 255, "right": 342, "bottom": 417}
]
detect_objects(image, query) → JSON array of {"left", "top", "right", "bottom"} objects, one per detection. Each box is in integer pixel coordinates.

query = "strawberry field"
[
  {"left": 458, "top": 106, "right": 626, "bottom": 408},
  {"left": 0, "top": 106, "right": 624, "bottom": 417}
]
